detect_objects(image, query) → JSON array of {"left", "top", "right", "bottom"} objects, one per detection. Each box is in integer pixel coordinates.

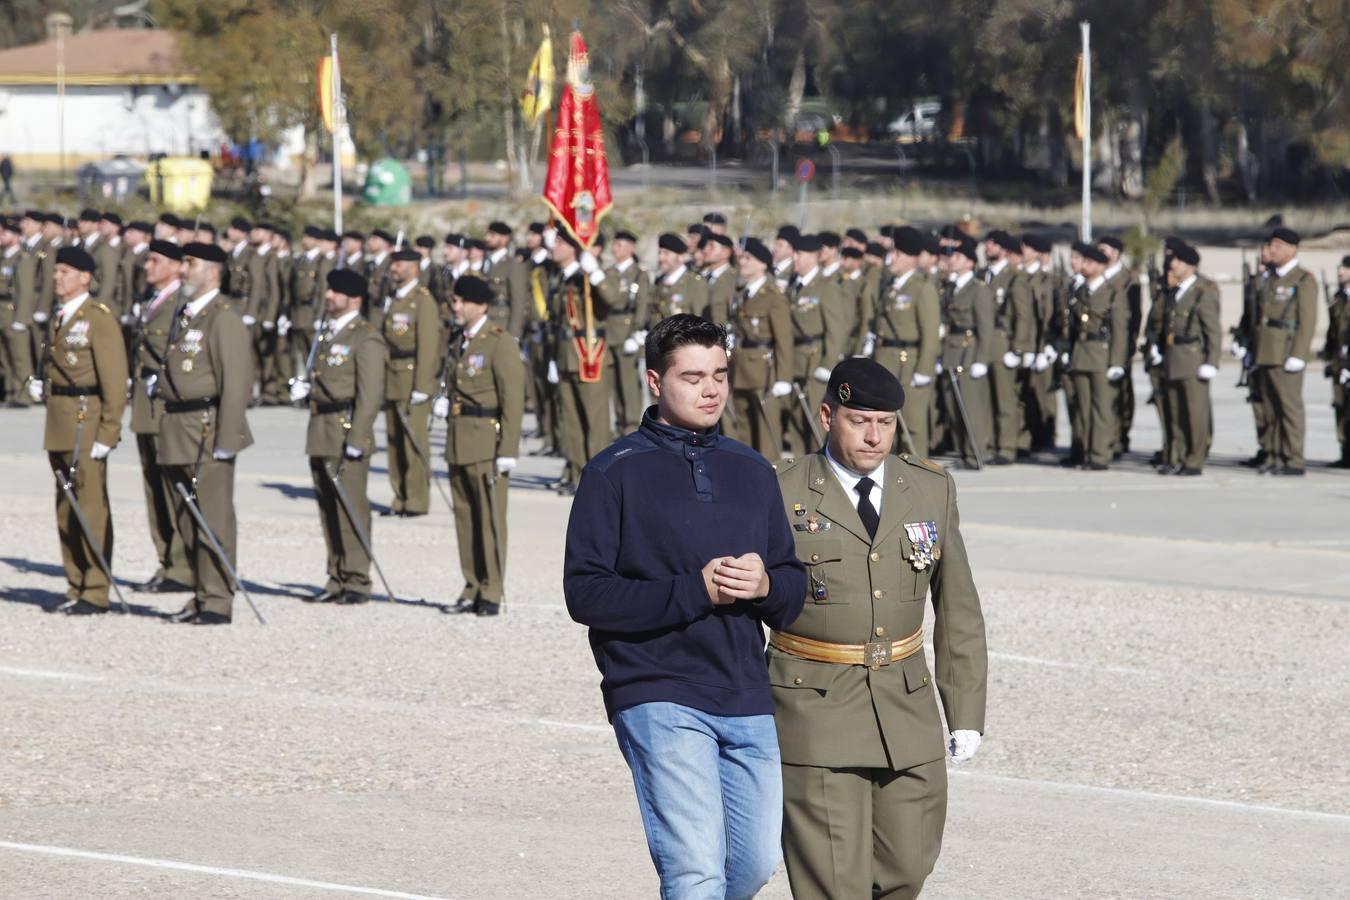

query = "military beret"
[
  {"left": 487, "top": 221, "right": 512, "bottom": 236},
  {"left": 922, "top": 232, "right": 943, "bottom": 256},
  {"left": 840, "top": 246, "right": 864, "bottom": 260},
  {"left": 1341, "top": 255, "right": 1350, "bottom": 269},
  {"left": 702, "top": 232, "right": 733, "bottom": 249},
  {"left": 938, "top": 224, "right": 963, "bottom": 240},
  {"left": 78, "top": 208, "right": 102, "bottom": 223},
  {"left": 1162, "top": 236, "right": 1185, "bottom": 254},
  {"left": 196, "top": 222, "right": 217, "bottom": 238},
  {"left": 342, "top": 230, "right": 365, "bottom": 242},
  {"left": 1, "top": 217, "right": 21, "bottom": 234},
  {"left": 892, "top": 226, "right": 925, "bottom": 257},
  {"left": 555, "top": 230, "right": 580, "bottom": 252},
  {"left": 819, "top": 231, "right": 841, "bottom": 248},
  {"left": 444, "top": 232, "right": 463, "bottom": 247},
  {"left": 686, "top": 223, "right": 705, "bottom": 234},
  {"left": 702, "top": 212, "right": 727, "bottom": 225},
  {"left": 317, "top": 228, "right": 340, "bottom": 242},
  {"left": 528, "top": 222, "right": 546, "bottom": 235},
  {"left": 794, "top": 234, "right": 822, "bottom": 253},
  {"left": 845, "top": 228, "right": 868, "bottom": 244},
  {"left": 183, "top": 241, "right": 228, "bottom": 264},
  {"left": 1269, "top": 227, "right": 1300, "bottom": 246},
  {"left": 658, "top": 233, "right": 688, "bottom": 254},
  {"left": 45, "top": 212, "right": 66, "bottom": 225},
  {"left": 1022, "top": 233, "right": 1052, "bottom": 254},
  {"left": 613, "top": 229, "right": 638, "bottom": 243},
  {"left": 879, "top": 224, "right": 896, "bottom": 239},
  {"left": 950, "top": 238, "right": 979, "bottom": 262},
  {"left": 254, "top": 221, "right": 276, "bottom": 233},
  {"left": 158, "top": 213, "right": 181, "bottom": 228},
  {"left": 127, "top": 220, "right": 153, "bottom": 234},
  {"left": 230, "top": 217, "right": 251, "bottom": 232},
  {"left": 1098, "top": 234, "right": 1124, "bottom": 251},
  {"left": 865, "top": 241, "right": 886, "bottom": 258},
  {"left": 454, "top": 275, "right": 495, "bottom": 305},
  {"left": 742, "top": 237, "right": 772, "bottom": 267},
  {"left": 370, "top": 229, "right": 395, "bottom": 244},
  {"left": 391, "top": 248, "right": 421, "bottom": 262},
  {"left": 148, "top": 239, "right": 184, "bottom": 260},
  {"left": 303, "top": 225, "right": 322, "bottom": 239},
  {"left": 827, "top": 357, "right": 905, "bottom": 413},
  {"left": 274, "top": 227, "right": 291, "bottom": 242},
  {"left": 987, "top": 229, "right": 1019, "bottom": 253},
  {"left": 465, "top": 237, "right": 487, "bottom": 252},
  {"left": 414, "top": 235, "right": 434, "bottom": 249},
  {"left": 1073, "top": 241, "right": 1108, "bottom": 264},
  {"left": 776, "top": 225, "right": 800, "bottom": 243},
  {"left": 56, "top": 246, "right": 97, "bottom": 272},
  {"left": 23, "top": 209, "right": 43, "bottom": 221},
  {"left": 326, "top": 267, "right": 367, "bottom": 297},
  {"left": 101, "top": 212, "right": 123, "bottom": 227},
  {"left": 1172, "top": 243, "right": 1200, "bottom": 266}
]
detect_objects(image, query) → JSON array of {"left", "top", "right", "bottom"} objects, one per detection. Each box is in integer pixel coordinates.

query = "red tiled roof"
[{"left": 0, "top": 29, "right": 193, "bottom": 84}]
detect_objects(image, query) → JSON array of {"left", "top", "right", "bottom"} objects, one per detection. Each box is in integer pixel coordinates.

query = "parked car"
[{"left": 885, "top": 101, "right": 941, "bottom": 143}]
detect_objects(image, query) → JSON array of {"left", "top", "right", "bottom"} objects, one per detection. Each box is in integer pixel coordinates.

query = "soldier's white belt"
[{"left": 770, "top": 627, "right": 923, "bottom": 670}]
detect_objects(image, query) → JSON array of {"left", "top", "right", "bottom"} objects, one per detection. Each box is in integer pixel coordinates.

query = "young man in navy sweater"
[{"left": 564, "top": 314, "right": 806, "bottom": 899}]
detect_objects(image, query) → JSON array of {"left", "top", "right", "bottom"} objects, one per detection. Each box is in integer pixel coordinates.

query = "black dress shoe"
[
  {"left": 1084, "top": 462, "right": 1109, "bottom": 471},
  {"left": 1149, "top": 451, "right": 1164, "bottom": 466},
  {"left": 304, "top": 590, "right": 342, "bottom": 603},
  {"left": 379, "top": 508, "right": 402, "bottom": 517},
  {"left": 336, "top": 591, "right": 369, "bottom": 605},
  {"left": 1178, "top": 467, "right": 1203, "bottom": 476},
  {"left": 475, "top": 600, "right": 501, "bottom": 617},
  {"left": 162, "top": 605, "right": 199, "bottom": 623},
  {"left": 135, "top": 574, "right": 193, "bottom": 594},
  {"left": 1059, "top": 456, "right": 1083, "bottom": 468},
  {"left": 400, "top": 510, "right": 427, "bottom": 518},
  {"left": 1157, "top": 464, "right": 1181, "bottom": 475},
  {"left": 1257, "top": 463, "right": 1278, "bottom": 475},
  {"left": 452, "top": 595, "right": 477, "bottom": 613},
  {"left": 1241, "top": 452, "right": 1267, "bottom": 468},
  {"left": 192, "top": 611, "right": 232, "bottom": 625},
  {"left": 1275, "top": 466, "right": 1306, "bottom": 477},
  {"left": 61, "top": 599, "right": 109, "bottom": 616},
  {"left": 989, "top": 457, "right": 1013, "bottom": 466}
]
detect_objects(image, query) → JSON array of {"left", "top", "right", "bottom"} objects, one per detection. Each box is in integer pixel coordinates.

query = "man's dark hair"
[{"left": 645, "top": 314, "right": 727, "bottom": 375}]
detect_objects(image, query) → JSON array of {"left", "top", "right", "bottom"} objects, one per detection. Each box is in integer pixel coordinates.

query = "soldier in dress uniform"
[
  {"left": 364, "top": 230, "right": 395, "bottom": 327},
  {"left": 156, "top": 242, "right": 255, "bottom": 625},
  {"left": 771, "top": 357, "right": 987, "bottom": 900},
  {"left": 28, "top": 246, "right": 128, "bottom": 615},
  {"left": 700, "top": 231, "right": 736, "bottom": 325},
  {"left": 772, "top": 225, "right": 799, "bottom": 291},
  {"left": 983, "top": 230, "right": 1035, "bottom": 464},
  {"left": 380, "top": 248, "right": 440, "bottom": 516},
  {"left": 1152, "top": 243, "right": 1221, "bottom": 475},
  {"left": 1020, "top": 234, "right": 1058, "bottom": 453},
  {"left": 271, "top": 227, "right": 297, "bottom": 394},
  {"left": 1322, "top": 256, "right": 1350, "bottom": 468},
  {"left": 784, "top": 234, "right": 851, "bottom": 456},
  {"left": 482, "top": 221, "right": 528, "bottom": 338},
  {"left": 1099, "top": 235, "right": 1140, "bottom": 457},
  {"left": 522, "top": 227, "right": 559, "bottom": 453},
  {"left": 432, "top": 276, "right": 525, "bottom": 616},
  {"left": 938, "top": 238, "right": 995, "bottom": 468},
  {"left": 414, "top": 235, "right": 442, "bottom": 297},
  {"left": 118, "top": 221, "right": 153, "bottom": 333},
  {"left": 128, "top": 240, "right": 194, "bottom": 594},
  {"left": 247, "top": 221, "right": 284, "bottom": 404},
  {"left": 77, "top": 209, "right": 121, "bottom": 313},
  {"left": 0, "top": 218, "right": 25, "bottom": 403},
  {"left": 1142, "top": 238, "right": 1182, "bottom": 468},
  {"left": 726, "top": 237, "right": 793, "bottom": 456},
  {"left": 650, "top": 233, "right": 708, "bottom": 323},
  {"left": 4, "top": 211, "right": 45, "bottom": 407},
  {"left": 869, "top": 226, "right": 939, "bottom": 457},
  {"left": 605, "top": 229, "right": 651, "bottom": 435},
  {"left": 289, "top": 226, "right": 326, "bottom": 370},
  {"left": 290, "top": 268, "right": 386, "bottom": 604},
  {"left": 1064, "top": 242, "right": 1128, "bottom": 470},
  {"left": 339, "top": 230, "right": 367, "bottom": 274}
]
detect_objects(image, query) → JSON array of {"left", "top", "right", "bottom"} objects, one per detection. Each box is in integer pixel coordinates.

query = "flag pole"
[
  {"left": 1079, "top": 20, "right": 1092, "bottom": 242},
  {"left": 331, "top": 33, "right": 345, "bottom": 234}
]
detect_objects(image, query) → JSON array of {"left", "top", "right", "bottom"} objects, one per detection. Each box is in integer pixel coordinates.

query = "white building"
[{"left": 0, "top": 28, "right": 226, "bottom": 168}]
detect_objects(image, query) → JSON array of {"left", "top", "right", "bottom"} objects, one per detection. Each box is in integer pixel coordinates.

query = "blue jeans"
[{"left": 613, "top": 702, "right": 782, "bottom": 900}]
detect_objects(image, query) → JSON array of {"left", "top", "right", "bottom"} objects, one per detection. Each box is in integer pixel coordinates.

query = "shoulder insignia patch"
[{"left": 92, "top": 303, "right": 112, "bottom": 315}]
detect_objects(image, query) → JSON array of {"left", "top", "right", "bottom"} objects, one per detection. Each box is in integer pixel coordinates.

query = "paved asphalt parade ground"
[{"left": 2, "top": 247, "right": 1349, "bottom": 898}]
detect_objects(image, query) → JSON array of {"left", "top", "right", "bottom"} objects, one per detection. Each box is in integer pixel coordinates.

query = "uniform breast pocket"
[{"left": 794, "top": 536, "right": 845, "bottom": 604}]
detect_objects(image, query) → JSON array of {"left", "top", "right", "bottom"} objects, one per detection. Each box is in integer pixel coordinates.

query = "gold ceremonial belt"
[{"left": 770, "top": 627, "right": 924, "bottom": 671}]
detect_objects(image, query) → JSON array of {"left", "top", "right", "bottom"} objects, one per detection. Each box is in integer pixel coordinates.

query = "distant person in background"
[{"left": 0, "top": 155, "right": 15, "bottom": 204}]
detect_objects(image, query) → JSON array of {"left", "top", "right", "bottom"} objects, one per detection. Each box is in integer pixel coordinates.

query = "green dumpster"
[{"left": 362, "top": 158, "right": 412, "bottom": 207}]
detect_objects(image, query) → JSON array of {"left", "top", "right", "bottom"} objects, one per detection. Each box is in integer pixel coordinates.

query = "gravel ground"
[{"left": 2, "top": 327, "right": 1349, "bottom": 897}]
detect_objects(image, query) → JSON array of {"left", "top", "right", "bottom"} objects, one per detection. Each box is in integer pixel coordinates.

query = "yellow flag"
[
  {"left": 1073, "top": 53, "right": 1086, "bottom": 141},
  {"left": 520, "top": 26, "right": 554, "bottom": 128}
]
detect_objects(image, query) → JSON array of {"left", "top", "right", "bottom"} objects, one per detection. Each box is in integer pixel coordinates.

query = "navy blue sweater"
[{"left": 564, "top": 410, "right": 807, "bottom": 721}]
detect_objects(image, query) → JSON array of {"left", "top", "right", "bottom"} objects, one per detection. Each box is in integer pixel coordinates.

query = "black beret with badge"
[
  {"left": 658, "top": 233, "right": 687, "bottom": 254},
  {"left": 488, "top": 221, "right": 512, "bottom": 236},
  {"left": 742, "top": 238, "right": 772, "bottom": 267},
  {"left": 391, "top": 249, "right": 421, "bottom": 262},
  {"left": 1269, "top": 227, "right": 1300, "bottom": 246},
  {"left": 1022, "top": 233, "right": 1052, "bottom": 254},
  {"left": 148, "top": 239, "right": 184, "bottom": 261},
  {"left": 56, "top": 246, "right": 97, "bottom": 272},
  {"left": 892, "top": 226, "right": 925, "bottom": 257},
  {"left": 454, "top": 275, "right": 495, "bottom": 305},
  {"left": 827, "top": 357, "right": 905, "bottom": 413},
  {"left": 182, "top": 241, "right": 228, "bottom": 264},
  {"left": 1172, "top": 243, "right": 1200, "bottom": 266},
  {"left": 326, "top": 268, "right": 368, "bottom": 298}
]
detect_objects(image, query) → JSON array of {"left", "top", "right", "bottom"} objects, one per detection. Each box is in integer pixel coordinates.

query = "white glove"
[
  {"left": 1002, "top": 351, "right": 1020, "bottom": 369},
  {"left": 212, "top": 448, "right": 236, "bottom": 461},
  {"left": 289, "top": 379, "right": 311, "bottom": 402},
  {"left": 26, "top": 378, "right": 43, "bottom": 402},
  {"left": 1042, "top": 344, "right": 1057, "bottom": 363},
  {"left": 622, "top": 337, "right": 640, "bottom": 355},
  {"left": 343, "top": 444, "right": 364, "bottom": 460},
  {"left": 145, "top": 373, "right": 158, "bottom": 398},
  {"left": 1021, "top": 351, "right": 1036, "bottom": 368},
  {"left": 862, "top": 332, "right": 876, "bottom": 357},
  {"left": 261, "top": 320, "right": 275, "bottom": 332},
  {"left": 1230, "top": 342, "right": 1246, "bottom": 359},
  {"left": 32, "top": 311, "right": 48, "bottom": 324},
  {"left": 949, "top": 730, "right": 982, "bottom": 764},
  {"left": 89, "top": 441, "right": 112, "bottom": 460},
  {"left": 547, "top": 360, "right": 560, "bottom": 385},
  {"left": 241, "top": 314, "right": 257, "bottom": 327},
  {"left": 542, "top": 226, "right": 557, "bottom": 249},
  {"left": 1197, "top": 363, "right": 1217, "bottom": 381},
  {"left": 934, "top": 361, "right": 943, "bottom": 376},
  {"left": 579, "top": 252, "right": 599, "bottom": 274},
  {"left": 911, "top": 371, "right": 933, "bottom": 388},
  {"left": 496, "top": 456, "right": 517, "bottom": 474},
  {"left": 1033, "top": 352, "right": 1049, "bottom": 372},
  {"left": 1340, "top": 369, "right": 1350, "bottom": 387},
  {"left": 1107, "top": 366, "right": 1125, "bottom": 382},
  {"left": 632, "top": 329, "right": 648, "bottom": 346},
  {"left": 277, "top": 314, "right": 291, "bottom": 336},
  {"left": 10, "top": 321, "right": 26, "bottom": 332},
  {"left": 770, "top": 380, "right": 792, "bottom": 398},
  {"left": 970, "top": 362, "right": 988, "bottom": 379},
  {"left": 813, "top": 366, "right": 832, "bottom": 383},
  {"left": 725, "top": 331, "right": 737, "bottom": 351},
  {"left": 410, "top": 390, "right": 430, "bottom": 405},
  {"left": 1148, "top": 344, "right": 1164, "bottom": 367},
  {"left": 120, "top": 314, "right": 134, "bottom": 326},
  {"left": 432, "top": 396, "right": 450, "bottom": 419},
  {"left": 1283, "top": 356, "right": 1306, "bottom": 374},
  {"left": 1061, "top": 353, "right": 1071, "bottom": 367}
]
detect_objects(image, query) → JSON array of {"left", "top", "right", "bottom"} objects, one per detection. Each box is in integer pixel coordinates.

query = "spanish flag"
[
  {"left": 1073, "top": 53, "right": 1087, "bottom": 141},
  {"left": 520, "top": 26, "right": 554, "bottom": 129},
  {"left": 318, "top": 52, "right": 340, "bottom": 135}
]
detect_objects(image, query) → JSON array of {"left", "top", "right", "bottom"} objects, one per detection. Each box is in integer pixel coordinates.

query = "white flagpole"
[
  {"left": 1080, "top": 20, "right": 1092, "bottom": 242},
  {"left": 331, "top": 33, "right": 344, "bottom": 234}
]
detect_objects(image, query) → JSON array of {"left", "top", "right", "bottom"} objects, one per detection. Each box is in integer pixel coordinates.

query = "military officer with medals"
[
  {"left": 27, "top": 247, "right": 128, "bottom": 614},
  {"left": 606, "top": 229, "right": 651, "bottom": 435},
  {"left": 1099, "top": 235, "right": 1139, "bottom": 456},
  {"left": 869, "top": 226, "right": 940, "bottom": 457},
  {"left": 771, "top": 357, "right": 987, "bottom": 900},
  {"left": 1064, "top": 242, "right": 1128, "bottom": 470},
  {"left": 289, "top": 226, "right": 325, "bottom": 370},
  {"left": 270, "top": 227, "right": 298, "bottom": 396},
  {"left": 248, "top": 221, "right": 284, "bottom": 405},
  {"left": 0, "top": 217, "right": 26, "bottom": 403},
  {"left": 432, "top": 276, "right": 525, "bottom": 616},
  {"left": 771, "top": 225, "right": 799, "bottom": 291},
  {"left": 983, "top": 230, "right": 1035, "bottom": 464},
  {"left": 700, "top": 231, "right": 737, "bottom": 325},
  {"left": 938, "top": 238, "right": 995, "bottom": 468},
  {"left": 364, "top": 230, "right": 396, "bottom": 326},
  {"left": 1323, "top": 256, "right": 1350, "bottom": 468},
  {"left": 1020, "top": 234, "right": 1059, "bottom": 453},
  {"left": 290, "top": 269, "right": 386, "bottom": 604},
  {"left": 648, "top": 233, "right": 708, "bottom": 324},
  {"left": 380, "top": 248, "right": 441, "bottom": 516},
  {"left": 482, "top": 221, "right": 528, "bottom": 338},
  {"left": 726, "top": 237, "right": 794, "bottom": 457},
  {"left": 75, "top": 210, "right": 120, "bottom": 314},
  {"left": 4, "top": 211, "right": 46, "bottom": 407},
  {"left": 129, "top": 240, "right": 194, "bottom": 594},
  {"left": 156, "top": 242, "right": 255, "bottom": 625},
  {"left": 784, "top": 233, "right": 852, "bottom": 456},
  {"left": 1151, "top": 242, "right": 1221, "bottom": 475}
]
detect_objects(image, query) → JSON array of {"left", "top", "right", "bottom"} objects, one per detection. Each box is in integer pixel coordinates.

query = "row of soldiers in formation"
[{"left": 8, "top": 206, "right": 1350, "bottom": 619}]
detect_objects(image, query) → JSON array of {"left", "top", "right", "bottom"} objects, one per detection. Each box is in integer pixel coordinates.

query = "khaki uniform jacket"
[
  {"left": 839, "top": 268, "right": 869, "bottom": 355},
  {"left": 940, "top": 276, "right": 995, "bottom": 371},
  {"left": 249, "top": 247, "right": 281, "bottom": 322},
  {"left": 874, "top": 271, "right": 940, "bottom": 375},
  {"left": 1067, "top": 279, "right": 1129, "bottom": 373},
  {"left": 84, "top": 237, "right": 121, "bottom": 312},
  {"left": 603, "top": 261, "right": 651, "bottom": 345},
  {"left": 13, "top": 239, "right": 42, "bottom": 324},
  {"left": 443, "top": 321, "right": 526, "bottom": 465},
  {"left": 703, "top": 264, "right": 736, "bottom": 324},
  {"left": 156, "top": 294, "right": 255, "bottom": 465},
  {"left": 41, "top": 299, "right": 128, "bottom": 452},
  {"left": 1253, "top": 264, "right": 1318, "bottom": 368},
  {"left": 650, "top": 268, "right": 709, "bottom": 323},
  {"left": 1162, "top": 276, "right": 1222, "bottom": 381},
  {"left": 226, "top": 245, "right": 252, "bottom": 308},
  {"left": 483, "top": 250, "right": 528, "bottom": 338},
  {"left": 130, "top": 286, "right": 183, "bottom": 434},
  {"left": 289, "top": 250, "right": 324, "bottom": 333},
  {"left": 988, "top": 265, "right": 1036, "bottom": 355},
  {"left": 0, "top": 247, "right": 17, "bottom": 315},
  {"left": 730, "top": 279, "right": 794, "bottom": 392},
  {"left": 771, "top": 452, "right": 988, "bottom": 770},
  {"left": 38, "top": 236, "right": 61, "bottom": 313},
  {"left": 306, "top": 317, "right": 386, "bottom": 457},
  {"left": 119, "top": 245, "right": 149, "bottom": 319},
  {"left": 380, "top": 283, "right": 440, "bottom": 402},
  {"left": 1026, "top": 267, "right": 1055, "bottom": 350},
  {"left": 551, "top": 269, "right": 614, "bottom": 374},
  {"left": 788, "top": 269, "right": 851, "bottom": 374}
]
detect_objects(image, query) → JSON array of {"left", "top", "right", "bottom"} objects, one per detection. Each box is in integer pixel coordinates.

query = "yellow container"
[{"left": 144, "top": 157, "right": 215, "bottom": 213}]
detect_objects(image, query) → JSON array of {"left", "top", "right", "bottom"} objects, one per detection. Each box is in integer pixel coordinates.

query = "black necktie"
[{"left": 856, "top": 477, "right": 879, "bottom": 539}]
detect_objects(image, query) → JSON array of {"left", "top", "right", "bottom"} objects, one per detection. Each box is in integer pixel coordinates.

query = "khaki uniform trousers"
[
  {"left": 609, "top": 345, "right": 644, "bottom": 434},
  {"left": 1069, "top": 369, "right": 1114, "bottom": 466},
  {"left": 310, "top": 455, "right": 372, "bottom": 596},
  {"left": 941, "top": 370, "right": 991, "bottom": 467},
  {"left": 165, "top": 459, "right": 236, "bottom": 617},
  {"left": 136, "top": 433, "right": 192, "bottom": 584},
  {"left": 0, "top": 312, "right": 34, "bottom": 403},
  {"left": 782, "top": 758, "right": 948, "bottom": 900},
  {"left": 450, "top": 460, "right": 508, "bottom": 603},
  {"left": 729, "top": 390, "right": 782, "bottom": 458},
  {"left": 988, "top": 337, "right": 1020, "bottom": 461},
  {"left": 1164, "top": 376, "right": 1211, "bottom": 471},
  {"left": 385, "top": 402, "right": 431, "bottom": 514},
  {"left": 558, "top": 371, "right": 610, "bottom": 481},
  {"left": 50, "top": 450, "right": 113, "bottom": 606},
  {"left": 1255, "top": 366, "right": 1305, "bottom": 469}
]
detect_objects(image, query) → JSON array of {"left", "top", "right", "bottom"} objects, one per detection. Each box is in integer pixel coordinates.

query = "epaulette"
[
  {"left": 770, "top": 455, "right": 801, "bottom": 474},
  {"left": 92, "top": 302, "right": 112, "bottom": 315},
  {"left": 490, "top": 325, "right": 506, "bottom": 335},
  {"left": 900, "top": 452, "right": 948, "bottom": 477}
]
